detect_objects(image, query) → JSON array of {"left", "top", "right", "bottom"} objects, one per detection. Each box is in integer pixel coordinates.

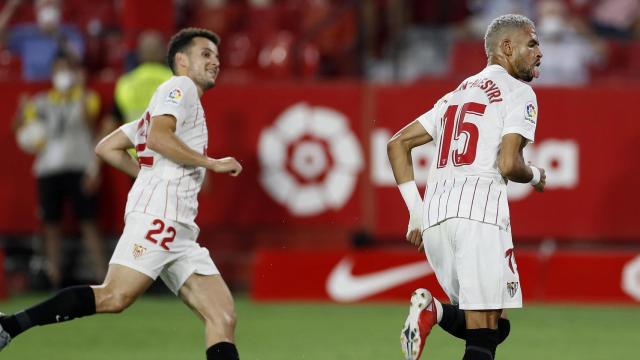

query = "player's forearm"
[
  {"left": 146, "top": 131, "right": 210, "bottom": 168},
  {"left": 97, "top": 149, "right": 139, "bottom": 178},
  {"left": 387, "top": 137, "right": 415, "bottom": 184},
  {"left": 498, "top": 155, "right": 533, "bottom": 183}
]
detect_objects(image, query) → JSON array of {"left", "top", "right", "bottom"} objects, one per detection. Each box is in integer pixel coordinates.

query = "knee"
[
  {"left": 95, "top": 288, "right": 137, "bottom": 313},
  {"left": 204, "top": 306, "right": 237, "bottom": 331}
]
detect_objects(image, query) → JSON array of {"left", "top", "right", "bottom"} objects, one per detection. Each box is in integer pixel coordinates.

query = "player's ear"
[
  {"left": 500, "top": 39, "right": 513, "bottom": 57},
  {"left": 175, "top": 52, "right": 188, "bottom": 71}
]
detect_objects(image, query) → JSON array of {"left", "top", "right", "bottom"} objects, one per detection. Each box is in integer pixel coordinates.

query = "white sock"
[{"left": 433, "top": 298, "right": 443, "bottom": 323}]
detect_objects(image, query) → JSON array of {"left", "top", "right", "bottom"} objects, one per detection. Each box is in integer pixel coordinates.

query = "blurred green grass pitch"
[{"left": 1, "top": 294, "right": 637, "bottom": 359}]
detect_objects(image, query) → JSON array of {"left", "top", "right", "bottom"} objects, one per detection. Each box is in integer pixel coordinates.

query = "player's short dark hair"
[{"left": 167, "top": 28, "right": 220, "bottom": 74}]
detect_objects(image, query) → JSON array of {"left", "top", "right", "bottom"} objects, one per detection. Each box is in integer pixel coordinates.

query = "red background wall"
[{"left": 1, "top": 82, "right": 639, "bottom": 243}]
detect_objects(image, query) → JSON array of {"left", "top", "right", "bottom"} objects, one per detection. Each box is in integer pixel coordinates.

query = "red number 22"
[{"left": 144, "top": 219, "right": 176, "bottom": 250}]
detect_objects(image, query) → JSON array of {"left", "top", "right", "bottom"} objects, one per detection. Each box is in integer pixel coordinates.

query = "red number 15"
[{"left": 437, "top": 102, "right": 486, "bottom": 168}]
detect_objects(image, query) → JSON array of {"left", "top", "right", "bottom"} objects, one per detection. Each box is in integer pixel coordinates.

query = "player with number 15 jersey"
[
  {"left": 389, "top": 14, "right": 546, "bottom": 360},
  {"left": 418, "top": 64, "right": 538, "bottom": 231}
]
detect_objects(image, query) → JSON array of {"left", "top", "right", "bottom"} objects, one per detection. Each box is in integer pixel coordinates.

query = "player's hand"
[
  {"left": 210, "top": 157, "right": 242, "bottom": 176},
  {"left": 532, "top": 167, "right": 546, "bottom": 192},
  {"left": 406, "top": 228, "right": 423, "bottom": 248},
  {"left": 405, "top": 201, "right": 423, "bottom": 248}
]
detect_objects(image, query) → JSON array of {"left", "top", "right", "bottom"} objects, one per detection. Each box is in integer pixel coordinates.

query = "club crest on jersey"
[
  {"left": 525, "top": 102, "right": 537, "bottom": 124},
  {"left": 166, "top": 88, "right": 183, "bottom": 105},
  {"left": 507, "top": 281, "right": 519, "bottom": 297},
  {"left": 132, "top": 243, "right": 147, "bottom": 259}
]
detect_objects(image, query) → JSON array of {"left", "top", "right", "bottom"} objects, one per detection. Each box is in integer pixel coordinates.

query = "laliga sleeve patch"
[
  {"left": 524, "top": 102, "right": 537, "bottom": 124},
  {"left": 165, "top": 88, "right": 184, "bottom": 106}
]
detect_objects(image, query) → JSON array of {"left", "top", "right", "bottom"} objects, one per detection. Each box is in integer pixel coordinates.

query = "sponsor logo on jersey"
[
  {"left": 166, "top": 88, "right": 183, "bottom": 105},
  {"left": 257, "top": 102, "right": 364, "bottom": 216},
  {"left": 525, "top": 102, "right": 537, "bottom": 123},
  {"left": 133, "top": 243, "right": 147, "bottom": 259},
  {"left": 507, "top": 281, "right": 519, "bottom": 297}
]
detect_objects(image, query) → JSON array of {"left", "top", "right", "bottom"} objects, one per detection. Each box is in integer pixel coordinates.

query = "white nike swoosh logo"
[{"left": 326, "top": 257, "right": 434, "bottom": 302}]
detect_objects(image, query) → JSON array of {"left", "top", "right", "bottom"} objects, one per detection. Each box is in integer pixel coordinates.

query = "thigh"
[
  {"left": 178, "top": 273, "right": 234, "bottom": 321},
  {"left": 423, "top": 220, "right": 459, "bottom": 304},
  {"left": 454, "top": 220, "right": 522, "bottom": 310},
  {"left": 93, "top": 263, "right": 155, "bottom": 312}
]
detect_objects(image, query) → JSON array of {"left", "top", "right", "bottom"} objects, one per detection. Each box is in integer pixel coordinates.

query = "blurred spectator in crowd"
[
  {"left": 14, "top": 53, "right": 106, "bottom": 288},
  {"left": 0, "top": 0, "right": 84, "bottom": 82},
  {"left": 535, "top": 0, "right": 606, "bottom": 86},
  {"left": 363, "top": 0, "right": 470, "bottom": 82},
  {"left": 100, "top": 30, "right": 172, "bottom": 143},
  {"left": 589, "top": 0, "right": 640, "bottom": 40},
  {"left": 465, "top": 0, "right": 535, "bottom": 38}
]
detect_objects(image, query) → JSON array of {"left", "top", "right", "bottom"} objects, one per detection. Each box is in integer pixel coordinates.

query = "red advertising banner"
[
  {"left": 251, "top": 249, "right": 640, "bottom": 304},
  {"left": 0, "top": 82, "right": 639, "bottom": 242}
]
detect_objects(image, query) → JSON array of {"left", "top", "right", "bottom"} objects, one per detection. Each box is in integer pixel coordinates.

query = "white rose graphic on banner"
[{"left": 258, "top": 102, "right": 364, "bottom": 216}]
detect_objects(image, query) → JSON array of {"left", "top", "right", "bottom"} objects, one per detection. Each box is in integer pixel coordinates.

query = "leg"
[
  {"left": 439, "top": 303, "right": 511, "bottom": 344},
  {"left": 93, "top": 264, "right": 154, "bottom": 313},
  {"left": 79, "top": 220, "right": 107, "bottom": 282},
  {"left": 462, "top": 310, "right": 501, "bottom": 360},
  {"left": 178, "top": 274, "right": 238, "bottom": 360},
  {"left": 0, "top": 264, "right": 153, "bottom": 351}
]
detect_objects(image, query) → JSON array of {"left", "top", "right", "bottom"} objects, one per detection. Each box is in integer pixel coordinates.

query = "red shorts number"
[{"left": 144, "top": 219, "right": 176, "bottom": 250}]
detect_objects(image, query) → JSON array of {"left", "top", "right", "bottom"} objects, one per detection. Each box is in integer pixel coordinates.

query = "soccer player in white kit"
[
  {"left": 388, "top": 15, "right": 546, "bottom": 360},
  {"left": 0, "top": 28, "right": 243, "bottom": 360}
]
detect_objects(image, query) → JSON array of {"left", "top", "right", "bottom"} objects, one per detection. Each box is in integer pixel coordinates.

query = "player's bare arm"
[
  {"left": 499, "top": 133, "right": 546, "bottom": 191},
  {"left": 387, "top": 120, "right": 433, "bottom": 183},
  {"left": 147, "top": 114, "right": 242, "bottom": 176},
  {"left": 387, "top": 120, "right": 433, "bottom": 247},
  {"left": 95, "top": 128, "right": 140, "bottom": 178}
]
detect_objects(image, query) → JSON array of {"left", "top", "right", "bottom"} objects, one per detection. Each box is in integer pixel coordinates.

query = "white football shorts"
[
  {"left": 110, "top": 212, "right": 219, "bottom": 294},
  {"left": 422, "top": 218, "right": 522, "bottom": 310}
]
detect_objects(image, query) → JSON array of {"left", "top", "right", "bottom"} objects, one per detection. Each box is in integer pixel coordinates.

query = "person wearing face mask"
[
  {"left": 0, "top": 0, "right": 84, "bottom": 82},
  {"left": 13, "top": 53, "right": 106, "bottom": 290},
  {"left": 534, "top": 0, "right": 606, "bottom": 86}
]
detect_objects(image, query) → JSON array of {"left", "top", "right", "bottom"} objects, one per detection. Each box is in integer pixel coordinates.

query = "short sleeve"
[
  {"left": 119, "top": 120, "right": 138, "bottom": 144},
  {"left": 150, "top": 76, "right": 196, "bottom": 124},
  {"left": 416, "top": 108, "right": 437, "bottom": 138},
  {"left": 502, "top": 86, "right": 538, "bottom": 142}
]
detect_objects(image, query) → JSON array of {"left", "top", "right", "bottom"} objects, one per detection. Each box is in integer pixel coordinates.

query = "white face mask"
[
  {"left": 53, "top": 70, "right": 74, "bottom": 92},
  {"left": 37, "top": 6, "right": 61, "bottom": 29},
  {"left": 539, "top": 15, "right": 564, "bottom": 39}
]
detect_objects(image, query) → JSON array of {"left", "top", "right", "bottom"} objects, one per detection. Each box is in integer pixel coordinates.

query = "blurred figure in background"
[
  {"left": 589, "top": 0, "right": 640, "bottom": 40},
  {"left": 14, "top": 53, "right": 106, "bottom": 288},
  {"left": 0, "top": 0, "right": 84, "bottom": 82},
  {"left": 100, "top": 30, "right": 172, "bottom": 147},
  {"left": 534, "top": 0, "right": 606, "bottom": 86}
]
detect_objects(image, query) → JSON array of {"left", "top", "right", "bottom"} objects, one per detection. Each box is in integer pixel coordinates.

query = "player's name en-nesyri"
[{"left": 455, "top": 77, "right": 503, "bottom": 104}]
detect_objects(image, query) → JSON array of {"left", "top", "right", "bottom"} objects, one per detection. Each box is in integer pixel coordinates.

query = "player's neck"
[{"left": 487, "top": 56, "right": 514, "bottom": 77}]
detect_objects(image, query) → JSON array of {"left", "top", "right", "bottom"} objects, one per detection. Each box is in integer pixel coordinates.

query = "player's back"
[
  {"left": 417, "top": 65, "right": 538, "bottom": 230},
  {"left": 120, "top": 76, "right": 209, "bottom": 225}
]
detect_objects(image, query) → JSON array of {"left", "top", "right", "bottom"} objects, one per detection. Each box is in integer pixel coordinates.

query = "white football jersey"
[
  {"left": 417, "top": 65, "right": 538, "bottom": 230},
  {"left": 119, "top": 76, "right": 208, "bottom": 225}
]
